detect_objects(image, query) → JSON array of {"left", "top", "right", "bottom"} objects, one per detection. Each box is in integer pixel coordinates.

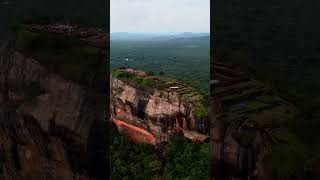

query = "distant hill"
[
  {"left": 170, "top": 32, "right": 210, "bottom": 38},
  {"left": 111, "top": 32, "right": 210, "bottom": 41},
  {"left": 110, "top": 32, "right": 165, "bottom": 41},
  {"left": 166, "top": 35, "right": 210, "bottom": 46}
]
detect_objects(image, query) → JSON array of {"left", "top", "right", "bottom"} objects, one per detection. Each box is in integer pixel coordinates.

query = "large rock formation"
[
  {"left": 210, "top": 62, "right": 299, "bottom": 180},
  {"left": 0, "top": 29, "right": 108, "bottom": 179},
  {"left": 110, "top": 68, "right": 209, "bottom": 145}
]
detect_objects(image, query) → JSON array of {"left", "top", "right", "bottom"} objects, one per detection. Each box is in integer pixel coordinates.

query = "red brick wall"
[{"left": 113, "top": 118, "right": 156, "bottom": 145}]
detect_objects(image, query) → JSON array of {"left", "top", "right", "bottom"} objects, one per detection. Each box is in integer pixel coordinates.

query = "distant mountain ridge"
[{"left": 111, "top": 32, "right": 210, "bottom": 41}]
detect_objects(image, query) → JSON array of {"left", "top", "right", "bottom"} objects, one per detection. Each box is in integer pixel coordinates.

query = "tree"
[{"left": 159, "top": 71, "right": 165, "bottom": 76}]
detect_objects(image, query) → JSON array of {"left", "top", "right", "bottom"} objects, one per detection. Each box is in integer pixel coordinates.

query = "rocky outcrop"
[
  {"left": 110, "top": 69, "right": 209, "bottom": 145},
  {"left": 0, "top": 41, "right": 107, "bottom": 179},
  {"left": 210, "top": 62, "right": 299, "bottom": 180},
  {"left": 28, "top": 24, "right": 109, "bottom": 48}
]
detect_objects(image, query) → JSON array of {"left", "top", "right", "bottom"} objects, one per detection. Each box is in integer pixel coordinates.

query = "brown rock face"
[
  {"left": 110, "top": 70, "right": 209, "bottom": 145},
  {"left": 0, "top": 43, "right": 107, "bottom": 179}
]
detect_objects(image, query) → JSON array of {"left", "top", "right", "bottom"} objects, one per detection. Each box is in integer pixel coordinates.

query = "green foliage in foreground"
[
  {"left": 164, "top": 136, "right": 209, "bottom": 179},
  {"left": 111, "top": 133, "right": 161, "bottom": 179},
  {"left": 111, "top": 131, "right": 209, "bottom": 180}
]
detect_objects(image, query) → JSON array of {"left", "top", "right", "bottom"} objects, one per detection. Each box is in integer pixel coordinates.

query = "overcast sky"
[{"left": 111, "top": 0, "right": 210, "bottom": 33}]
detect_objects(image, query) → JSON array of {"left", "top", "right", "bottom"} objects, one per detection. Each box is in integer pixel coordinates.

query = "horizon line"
[{"left": 110, "top": 31, "right": 210, "bottom": 34}]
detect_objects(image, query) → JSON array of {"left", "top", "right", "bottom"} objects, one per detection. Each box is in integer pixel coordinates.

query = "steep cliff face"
[
  {"left": 110, "top": 69, "right": 209, "bottom": 145},
  {"left": 210, "top": 63, "right": 299, "bottom": 180},
  {"left": 0, "top": 41, "right": 107, "bottom": 179}
]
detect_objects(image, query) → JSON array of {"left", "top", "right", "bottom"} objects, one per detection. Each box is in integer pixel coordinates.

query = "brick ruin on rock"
[{"left": 111, "top": 68, "right": 209, "bottom": 145}]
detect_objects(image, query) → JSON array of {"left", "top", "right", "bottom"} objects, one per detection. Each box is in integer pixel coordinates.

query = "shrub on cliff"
[
  {"left": 146, "top": 70, "right": 155, "bottom": 76},
  {"left": 112, "top": 70, "right": 157, "bottom": 89},
  {"left": 159, "top": 71, "right": 165, "bottom": 76},
  {"left": 140, "top": 78, "right": 156, "bottom": 87},
  {"left": 193, "top": 97, "right": 209, "bottom": 118},
  {"left": 194, "top": 103, "right": 209, "bottom": 118}
]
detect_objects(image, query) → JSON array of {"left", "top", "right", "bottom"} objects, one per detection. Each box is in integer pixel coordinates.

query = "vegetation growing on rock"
[{"left": 112, "top": 68, "right": 209, "bottom": 118}]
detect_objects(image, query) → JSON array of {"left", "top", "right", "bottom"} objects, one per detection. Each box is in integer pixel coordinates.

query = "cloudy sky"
[{"left": 111, "top": 0, "right": 210, "bottom": 33}]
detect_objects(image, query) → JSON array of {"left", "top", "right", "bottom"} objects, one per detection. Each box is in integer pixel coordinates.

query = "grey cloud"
[{"left": 111, "top": 0, "right": 210, "bottom": 33}]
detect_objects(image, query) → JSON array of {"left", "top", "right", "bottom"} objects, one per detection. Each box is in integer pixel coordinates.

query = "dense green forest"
[
  {"left": 110, "top": 128, "right": 209, "bottom": 180},
  {"left": 213, "top": 0, "right": 320, "bottom": 177},
  {"left": 110, "top": 35, "right": 210, "bottom": 97}
]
